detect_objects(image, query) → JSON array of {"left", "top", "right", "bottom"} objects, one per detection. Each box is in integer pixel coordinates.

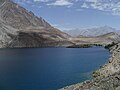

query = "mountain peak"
[
  {"left": 64, "top": 26, "right": 119, "bottom": 37},
  {"left": 0, "top": 0, "right": 52, "bottom": 29},
  {"left": 0, "top": 0, "right": 71, "bottom": 48}
]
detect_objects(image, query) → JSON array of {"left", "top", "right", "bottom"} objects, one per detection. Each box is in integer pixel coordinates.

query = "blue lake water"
[{"left": 0, "top": 47, "right": 109, "bottom": 90}]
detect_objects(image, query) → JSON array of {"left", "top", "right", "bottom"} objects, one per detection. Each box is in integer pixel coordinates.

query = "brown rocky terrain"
[
  {"left": 0, "top": 0, "right": 73, "bottom": 48},
  {"left": 0, "top": 18, "right": 18, "bottom": 48}
]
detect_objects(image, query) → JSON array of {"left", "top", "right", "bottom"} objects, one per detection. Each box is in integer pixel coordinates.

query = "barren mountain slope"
[{"left": 0, "top": 0, "right": 72, "bottom": 48}]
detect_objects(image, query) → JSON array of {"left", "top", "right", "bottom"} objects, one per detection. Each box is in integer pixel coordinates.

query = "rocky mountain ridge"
[
  {"left": 0, "top": 0, "right": 73, "bottom": 48},
  {"left": 64, "top": 26, "right": 120, "bottom": 37},
  {"left": 69, "top": 32, "right": 120, "bottom": 46},
  {"left": 0, "top": 0, "right": 120, "bottom": 48}
]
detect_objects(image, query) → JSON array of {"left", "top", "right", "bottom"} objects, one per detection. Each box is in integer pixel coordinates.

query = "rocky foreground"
[{"left": 60, "top": 43, "right": 120, "bottom": 90}]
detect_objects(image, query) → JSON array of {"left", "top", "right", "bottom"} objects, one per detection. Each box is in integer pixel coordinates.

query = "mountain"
[
  {"left": 0, "top": 0, "right": 72, "bottom": 48},
  {"left": 0, "top": 18, "right": 18, "bottom": 48},
  {"left": 0, "top": 0, "right": 120, "bottom": 48},
  {"left": 70, "top": 32, "right": 120, "bottom": 45},
  {"left": 64, "top": 26, "right": 120, "bottom": 37}
]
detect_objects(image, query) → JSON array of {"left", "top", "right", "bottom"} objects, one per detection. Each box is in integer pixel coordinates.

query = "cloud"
[
  {"left": 33, "top": 0, "right": 50, "bottom": 2},
  {"left": 80, "top": 0, "right": 120, "bottom": 16},
  {"left": 47, "top": 0, "right": 73, "bottom": 6},
  {"left": 15, "top": 0, "right": 83, "bottom": 7},
  {"left": 83, "top": 0, "right": 97, "bottom": 3},
  {"left": 81, "top": 3, "right": 89, "bottom": 8},
  {"left": 15, "top": 0, "right": 120, "bottom": 16},
  {"left": 14, "top": 0, "right": 32, "bottom": 5},
  {"left": 32, "top": 0, "right": 73, "bottom": 6},
  {"left": 34, "top": 0, "right": 73, "bottom": 6}
]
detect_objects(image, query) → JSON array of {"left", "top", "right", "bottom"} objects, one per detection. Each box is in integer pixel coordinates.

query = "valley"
[
  {"left": 0, "top": 0, "right": 120, "bottom": 90},
  {"left": 0, "top": 0, "right": 120, "bottom": 48}
]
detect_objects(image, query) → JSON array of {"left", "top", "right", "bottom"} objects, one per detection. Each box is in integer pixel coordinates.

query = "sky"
[{"left": 14, "top": 0, "right": 120, "bottom": 30}]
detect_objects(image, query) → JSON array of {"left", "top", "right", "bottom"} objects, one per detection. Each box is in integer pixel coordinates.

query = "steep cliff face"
[
  {"left": 0, "top": 0, "right": 51, "bottom": 29},
  {"left": 0, "top": 18, "right": 18, "bottom": 48},
  {"left": 0, "top": 0, "right": 70, "bottom": 37},
  {"left": 0, "top": 0, "right": 72, "bottom": 48},
  {"left": 60, "top": 43, "right": 120, "bottom": 90}
]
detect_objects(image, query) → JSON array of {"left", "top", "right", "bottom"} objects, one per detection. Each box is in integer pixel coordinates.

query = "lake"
[{"left": 0, "top": 47, "right": 109, "bottom": 90}]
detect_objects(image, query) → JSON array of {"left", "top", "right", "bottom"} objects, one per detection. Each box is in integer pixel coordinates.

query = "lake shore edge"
[{"left": 60, "top": 43, "right": 120, "bottom": 90}]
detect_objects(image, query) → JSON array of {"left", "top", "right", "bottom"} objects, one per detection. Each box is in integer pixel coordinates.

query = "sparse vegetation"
[
  {"left": 67, "top": 44, "right": 103, "bottom": 48},
  {"left": 93, "top": 70, "right": 101, "bottom": 77},
  {"left": 105, "top": 42, "right": 117, "bottom": 49}
]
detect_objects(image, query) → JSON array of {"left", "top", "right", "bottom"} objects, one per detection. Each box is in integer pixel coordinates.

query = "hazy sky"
[{"left": 15, "top": 0, "right": 120, "bottom": 30}]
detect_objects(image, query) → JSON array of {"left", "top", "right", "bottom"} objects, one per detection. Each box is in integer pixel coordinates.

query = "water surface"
[{"left": 0, "top": 47, "right": 109, "bottom": 90}]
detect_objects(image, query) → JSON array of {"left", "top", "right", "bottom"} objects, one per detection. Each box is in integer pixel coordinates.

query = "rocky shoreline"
[{"left": 60, "top": 43, "right": 120, "bottom": 90}]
